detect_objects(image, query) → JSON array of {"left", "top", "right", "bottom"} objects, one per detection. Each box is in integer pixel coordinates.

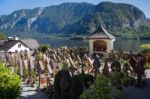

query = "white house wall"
[{"left": 7, "top": 43, "right": 30, "bottom": 53}]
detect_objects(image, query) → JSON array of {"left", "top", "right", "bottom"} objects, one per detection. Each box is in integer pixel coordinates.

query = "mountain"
[
  {"left": 0, "top": 2, "right": 150, "bottom": 37},
  {"left": 0, "top": 2, "right": 94, "bottom": 36},
  {"left": 64, "top": 2, "right": 150, "bottom": 35}
]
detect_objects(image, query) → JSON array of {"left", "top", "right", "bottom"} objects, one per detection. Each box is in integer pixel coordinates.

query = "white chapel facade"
[{"left": 87, "top": 24, "right": 115, "bottom": 58}]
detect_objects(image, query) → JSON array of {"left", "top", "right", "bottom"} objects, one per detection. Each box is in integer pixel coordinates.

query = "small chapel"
[{"left": 87, "top": 24, "right": 115, "bottom": 58}]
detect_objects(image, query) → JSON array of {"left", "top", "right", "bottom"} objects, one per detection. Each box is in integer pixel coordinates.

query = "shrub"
[
  {"left": 0, "top": 62, "right": 21, "bottom": 99},
  {"left": 140, "top": 44, "right": 150, "bottom": 53},
  {"left": 23, "top": 68, "right": 29, "bottom": 79},
  {"left": 80, "top": 75, "right": 122, "bottom": 99},
  {"left": 80, "top": 74, "right": 94, "bottom": 88},
  {"left": 121, "top": 76, "right": 135, "bottom": 87},
  {"left": 70, "top": 75, "right": 84, "bottom": 99},
  {"left": 54, "top": 69, "right": 71, "bottom": 99},
  {"left": 38, "top": 45, "right": 49, "bottom": 53},
  {"left": 0, "top": 33, "right": 6, "bottom": 40},
  {"left": 110, "top": 72, "right": 124, "bottom": 87},
  {"left": 144, "top": 63, "right": 150, "bottom": 69}
]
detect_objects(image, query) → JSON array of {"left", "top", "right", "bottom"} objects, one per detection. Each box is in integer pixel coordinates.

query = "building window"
[{"left": 18, "top": 44, "right": 21, "bottom": 48}]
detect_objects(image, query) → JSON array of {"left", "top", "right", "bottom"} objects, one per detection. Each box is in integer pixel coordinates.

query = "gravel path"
[
  {"left": 19, "top": 82, "right": 48, "bottom": 99},
  {"left": 123, "top": 69, "right": 150, "bottom": 99}
]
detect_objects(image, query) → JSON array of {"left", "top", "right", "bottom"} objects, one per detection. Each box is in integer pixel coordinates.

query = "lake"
[{"left": 37, "top": 37, "right": 149, "bottom": 52}]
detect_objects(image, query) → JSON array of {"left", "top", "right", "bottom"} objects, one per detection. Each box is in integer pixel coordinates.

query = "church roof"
[{"left": 87, "top": 25, "right": 115, "bottom": 40}]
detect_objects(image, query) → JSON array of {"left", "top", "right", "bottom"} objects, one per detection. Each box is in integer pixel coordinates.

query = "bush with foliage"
[
  {"left": 0, "top": 62, "right": 21, "bottom": 99},
  {"left": 140, "top": 44, "right": 150, "bottom": 53},
  {"left": 121, "top": 76, "right": 135, "bottom": 87},
  {"left": 80, "top": 75, "right": 122, "bottom": 99},
  {"left": 38, "top": 45, "right": 50, "bottom": 53},
  {"left": 110, "top": 72, "right": 124, "bottom": 87},
  {"left": 0, "top": 33, "right": 6, "bottom": 40},
  {"left": 23, "top": 68, "right": 29, "bottom": 79},
  {"left": 70, "top": 74, "right": 94, "bottom": 99},
  {"left": 69, "top": 74, "right": 94, "bottom": 99},
  {"left": 54, "top": 69, "right": 71, "bottom": 99},
  {"left": 81, "top": 46, "right": 88, "bottom": 53},
  {"left": 80, "top": 74, "right": 94, "bottom": 88},
  {"left": 70, "top": 75, "right": 84, "bottom": 99},
  {"left": 144, "top": 63, "right": 150, "bottom": 69},
  {"left": 61, "top": 46, "right": 69, "bottom": 55}
]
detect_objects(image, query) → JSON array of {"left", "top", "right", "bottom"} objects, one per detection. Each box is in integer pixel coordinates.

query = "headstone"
[
  {"left": 68, "top": 56, "right": 75, "bottom": 67},
  {"left": 92, "top": 55, "right": 101, "bottom": 77},
  {"left": 53, "top": 49, "right": 57, "bottom": 55},
  {"left": 39, "top": 61, "right": 45, "bottom": 70},
  {"left": 68, "top": 56, "right": 77, "bottom": 75},
  {"left": 66, "top": 59, "right": 70, "bottom": 67},
  {"left": 68, "top": 66, "right": 77, "bottom": 75},
  {"left": 58, "top": 55, "right": 62, "bottom": 62},
  {"left": 52, "top": 54, "right": 56, "bottom": 60},
  {"left": 57, "top": 48, "right": 62, "bottom": 56},
  {"left": 43, "top": 54, "right": 47, "bottom": 61},
  {"left": 102, "top": 61, "right": 109, "bottom": 77},
  {"left": 10, "top": 54, "right": 15, "bottom": 65},
  {"left": 46, "top": 57, "right": 50, "bottom": 64},
  {"left": 47, "top": 64, "right": 53, "bottom": 74},
  {"left": 71, "top": 53, "right": 75, "bottom": 59},
  {"left": 64, "top": 56, "right": 67, "bottom": 61},
  {"left": 77, "top": 55, "right": 82, "bottom": 63},
  {"left": 0, "top": 51, "right": 6, "bottom": 62},
  {"left": 87, "top": 57, "right": 93, "bottom": 66},
  {"left": 23, "top": 60, "right": 28, "bottom": 69},
  {"left": 84, "top": 54, "right": 88, "bottom": 59},
  {"left": 29, "top": 57, "right": 34, "bottom": 69},
  {"left": 24, "top": 52, "right": 29, "bottom": 59},
  {"left": 51, "top": 62, "right": 59, "bottom": 70},
  {"left": 18, "top": 59, "right": 23, "bottom": 76}
]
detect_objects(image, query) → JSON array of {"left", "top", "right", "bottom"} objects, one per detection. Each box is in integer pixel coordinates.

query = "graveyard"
[
  {"left": 0, "top": 44, "right": 149, "bottom": 99},
  {"left": 0, "top": 0, "right": 150, "bottom": 99},
  {"left": 0, "top": 25, "right": 149, "bottom": 99}
]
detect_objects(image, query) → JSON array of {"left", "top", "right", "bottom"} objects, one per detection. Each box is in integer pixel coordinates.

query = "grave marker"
[
  {"left": 18, "top": 59, "right": 23, "bottom": 76},
  {"left": 39, "top": 61, "right": 45, "bottom": 70}
]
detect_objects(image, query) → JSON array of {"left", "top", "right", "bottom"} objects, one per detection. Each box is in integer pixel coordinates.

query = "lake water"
[{"left": 37, "top": 38, "right": 149, "bottom": 52}]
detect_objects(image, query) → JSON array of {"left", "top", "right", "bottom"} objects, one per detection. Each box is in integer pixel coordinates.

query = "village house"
[
  {"left": 0, "top": 36, "right": 39, "bottom": 53},
  {"left": 87, "top": 24, "right": 115, "bottom": 58}
]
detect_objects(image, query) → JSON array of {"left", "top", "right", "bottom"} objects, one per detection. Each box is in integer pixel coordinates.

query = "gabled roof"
[
  {"left": 87, "top": 24, "right": 115, "bottom": 40},
  {"left": 0, "top": 39, "right": 39, "bottom": 51},
  {"left": 21, "top": 39, "right": 39, "bottom": 50}
]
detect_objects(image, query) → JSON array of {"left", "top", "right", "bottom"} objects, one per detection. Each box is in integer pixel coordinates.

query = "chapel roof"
[{"left": 87, "top": 24, "right": 115, "bottom": 40}]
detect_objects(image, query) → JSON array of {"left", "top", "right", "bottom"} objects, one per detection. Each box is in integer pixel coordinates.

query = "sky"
[{"left": 0, "top": 0, "right": 150, "bottom": 18}]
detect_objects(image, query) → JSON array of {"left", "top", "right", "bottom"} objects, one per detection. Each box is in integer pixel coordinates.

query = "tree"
[
  {"left": 0, "top": 33, "right": 6, "bottom": 40},
  {"left": 0, "top": 62, "right": 21, "bottom": 99}
]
